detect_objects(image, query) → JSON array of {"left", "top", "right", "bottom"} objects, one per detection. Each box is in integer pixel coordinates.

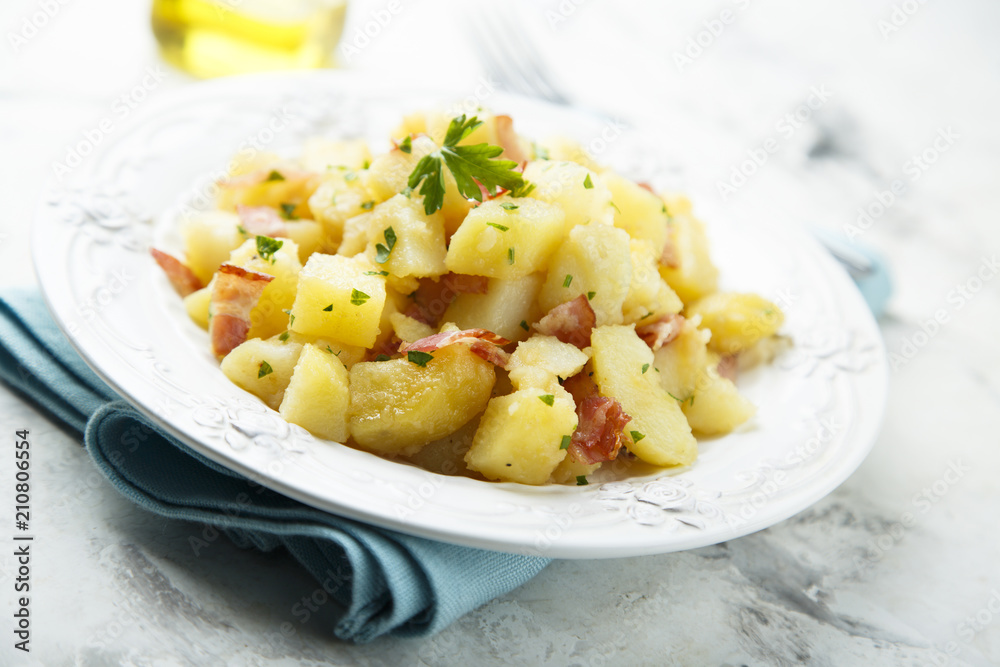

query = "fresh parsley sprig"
[{"left": 406, "top": 115, "right": 532, "bottom": 215}]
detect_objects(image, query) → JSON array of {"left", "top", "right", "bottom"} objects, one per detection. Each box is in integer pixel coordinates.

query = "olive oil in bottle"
[{"left": 152, "top": 0, "right": 348, "bottom": 78}]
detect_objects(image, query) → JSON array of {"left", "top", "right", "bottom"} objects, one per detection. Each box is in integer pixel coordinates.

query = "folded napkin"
[{"left": 0, "top": 290, "right": 550, "bottom": 642}]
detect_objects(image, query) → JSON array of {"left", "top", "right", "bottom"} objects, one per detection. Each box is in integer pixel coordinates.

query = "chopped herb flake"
[
  {"left": 630, "top": 430, "right": 645, "bottom": 443},
  {"left": 507, "top": 247, "right": 515, "bottom": 265},
  {"left": 375, "top": 354, "right": 391, "bottom": 362},
  {"left": 323, "top": 304, "right": 333, "bottom": 312},
  {"left": 265, "top": 170, "right": 285, "bottom": 182},
  {"left": 587, "top": 291, "right": 596, "bottom": 300},
  {"left": 279, "top": 202, "right": 298, "bottom": 220},
  {"left": 257, "top": 361, "right": 273, "bottom": 378},
  {"left": 563, "top": 274, "right": 573, "bottom": 288},
  {"left": 642, "top": 363, "right": 650, "bottom": 374},
  {"left": 519, "top": 320, "right": 529, "bottom": 331},
  {"left": 360, "top": 200, "right": 375, "bottom": 211},
  {"left": 407, "top": 350, "right": 434, "bottom": 367},
  {"left": 539, "top": 394, "right": 555, "bottom": 406},
  {"left": 278, "top": 331, "right": 290, "bottom": 342},
  {"left": 583, "top": 174, "right": 593, "bottom": 189},
  {"left": 399, "top": 135, "right": 412, "bottom": 154},
  {"left": 237, "top": 225, "right": 247, "bottom": 236},
  {"left": 364, "top": 270, "right": 389, "bottom": 276},
  {"left": 487, "top": 222, "right": 509, "bottom": 231},
  {"left": 283, "top": 309, "right": 295, "bottom": 326},
  {"left": 375, "top": 226, "right": 397, "bottom": 264},
  {"left": 350, "top": 289, "right": 370, "bottom": 306},
  {"left": 500, "top": 202, "right": 519, "bottom": 211},
  {"left": 576, "top": 475, "right": 589, "bottom": 486},
  {"left": 256, "top": 235, "right": 283, "bottom": 263},
  {"left": 560, "top": 435, "right": 572, "bottom": 450},
  {"left": 611, "top": 201, "right": 621, "bottom": 214},
  {"left": 325, "top": 345, "right": 341, "bottom": 356}
]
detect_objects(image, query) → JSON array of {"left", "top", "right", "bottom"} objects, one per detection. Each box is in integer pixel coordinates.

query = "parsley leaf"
[
  {"left": 256, "top": 236, "right": 283, "bottom": 263},
  {"left": 279, "top": 202, "right": 298, "bottom": 220},
  {"left": 519, "top": 320, "right": 529, "bottom": 331},
  {"left": 375, "top": 354, "right": 391, "bottom": 362},
  {"left": 407, "top": 350, "right": 434, "bottom": 367},
  {"left": 630, "top": 430, "right": 645, "bottom": 443},
  {"left": 560, "top": 435, "right": 572, "bottom": 450},
  {"left": 583, "top": 174, "right": 593, "bottom": 189},
  {"left": 576, "top": 475, "right": 589, "bottom": 486},
  {"left": 283, "top": 309, "right": 295, "bottom": 326},
  {"left": 487, "top": 222, "right": 509, "bottom": 231},
  {"left": 399, "top": 135, "right": 412, "bottom": 154},
  {"left": 500, "top": 202, "right": 518, "bottom": 211},
  {"left": 642, "top": 363, "right": 650, "bottom": 374},
  {"left": 407, "top": 115, "right": 530, "bottom": 215},
  {"left": 507, "top": 247, "right": 515, "bottom": 265},
  {"left": 587, "top": 291, "right": 596, "bottom": 300},
  {"left": 539, "top": 394, "right": 555, "bottom": 406},
  {"left": 265, "top": 170, "right": 285, "bottom": 182},
  {"left": 364, "top": 270, "right": 389, "bottom": 276},
  {"left": 258, "top": 361, "right": 273, "bottom": 378},
  {"left": 323, "top": 304, "right": 333, "bottom": 312},
  {"left": 278, "top": 331, "right": 290, "bottom": 342},
  {"left": 563, "top": 274, "right": 573, "bottom": 288},
  {"left": 350, "top": 289, "right": 370, "bottom": 306},
  {"left": 375, "top": 226, "right": 396, "bottom": 264}
]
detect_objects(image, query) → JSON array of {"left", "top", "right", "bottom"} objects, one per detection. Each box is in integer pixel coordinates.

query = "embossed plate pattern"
[{"left": 32, "top": 72, "right": 888, "bottom": 558}]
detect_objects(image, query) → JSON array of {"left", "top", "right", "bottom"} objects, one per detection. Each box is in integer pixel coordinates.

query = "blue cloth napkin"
[{"left": 0, "top": 289, "right": 550, "bottom": 642}]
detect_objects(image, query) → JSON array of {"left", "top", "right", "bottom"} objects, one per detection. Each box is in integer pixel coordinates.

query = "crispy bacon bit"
[
  {"left": 563, "top": 371, "right": 598, "bottom": 404},
  {"left": 717, "top": 354, "right": 739, "bottom": 382},
  {"left": 637, "top": 182, "right": 655, "bottom": 193},
  {"left": 237, "top": 205, "right": 288, "bottom": 238},
  {"left": 150, "top": 248, "right": 203, "bottom": 297},
  {"left": 209, "top": 263, "right": 274, "bottom": 358},
  {"left": 569, "top": 396, "right": 632, "bottom": 465},
  {"left": 442, "top": 273, "right": 489, "bottom": 295},
  {"left": 660, "top": 238, "right": 679, "bottom": 268},
  {"left": 636, "top": 313, "right": 685, "bottom": 351},
  {"left": 410, "top": 276, "right": 466, "bottom": 327},
  {"left": 495, "top": 115, "right": 530, "bottom": 164},
  {"left": 221, "top": 167, "right": 312, "bottom": 189},
  {"left": 535, "top": 296, "right": 596, "bottom": 349},
  {"left": 399, "top": 329, "right": 511, "bottom": 368}
]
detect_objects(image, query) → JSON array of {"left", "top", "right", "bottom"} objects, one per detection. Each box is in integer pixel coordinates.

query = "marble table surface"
[{"left": 1, "top": 0, "right": 998, "bottom": 664}]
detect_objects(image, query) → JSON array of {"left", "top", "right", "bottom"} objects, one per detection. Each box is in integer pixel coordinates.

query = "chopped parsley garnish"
[
  {"left": 587, "top": 291, "right": 596, "bottom": 300},
  {"left": 375, "top": 354, "right": 391, "bottom": 362},
  {"left": 407, "top": 350, "right": 434, "bottom": 367},
  {"left": 350, "top": 289, "right": 370, "bottom": 306},
  {"left": 325, "top": 345, "right": 341, "bottom": 356},
  {"left": 640, "top": 311, "right": 654, "bottom": 320},
  {"left": 364, "top": 270, "right": 389, "bottom": 276},
  {"left": 283, "top": 309, "right": 295, "bottom": 326},
  {"left": 563, "top": 274, "right": 573, "bottom": 288},
  {"left": 641, "top": 363, "right": 650, "bottom": 374},
  {"left": 630, "top": 430, "right": 645, "bottom": 443},
  {"left": 257, "top": 361, "right": 273, "bottom": 378},
  {"left": 278, "top": 331, "right": 290, "bottom": 342},
  {"left": 583, "top": 174, "right": 593, "bottom": 189},
  {"left": 256, "top": 236, "right": 283, "bottom": 263},
  {"left": 237, "top": 224, "right": 247, "bottom": 236},
  {"left": 406, "top": 114, "right": 531, "bottom": 215},
  {"left": 500, "top": 202, "right": 519, "bottom": 211},
  {"left": 576, "top": 475, "right": 589, "bottom": 486},
  {"left": 375, "top": 226, "right": 397, "bottom": 264},
  {"left": 279, "top": 202, "right": 298, "bottom": 220},
  {"left": 265, "top": 170, "right": 285, "bottom": 182},
  {"left": 363, "top": 159, "right": 371, "bottom": 169},
  {"left": 560, "top": 435, "right": 572, "bottom": 450},
  {"left": 539, "top": 394, "right": 555, "bottom": 406},
  {"left": 399, "top": 135, "right": 412, "bottom": 154},
  {"left": 519, "top": 320, "right": 529, "bottom": 332},
  {"left": 360, "top": 200, "right": 375, "bottom": 211},
  {"left": 487, "top": 222, "right": 509, "bottom": 231},
  {"left": 610, "top": 201, "right": 621, "bottom": 214},
  {"left": 323, "top": 304, "right": 333, "bottom": 312},
  {"left": 507, "top": 247, "right": 515, "bottom": 265}
]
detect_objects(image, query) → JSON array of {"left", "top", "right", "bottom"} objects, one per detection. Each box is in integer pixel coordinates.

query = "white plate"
[{"left": 33, "top": 72, "right": 887, "bottom": 559}]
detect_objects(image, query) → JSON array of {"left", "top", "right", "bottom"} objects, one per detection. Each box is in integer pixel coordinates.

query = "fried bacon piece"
[
  {"left": 443, "top": 273, "right": 489, "bottom": 295},
  {"left": 399, "top": 329, "right": 511, "bottom": 368},
  {"left": 150, "top": 248, "right": 203, "bottom": 297},
  {"left": 636, "top": 313, "right": 685, "bottom": 351},
  {"left": 717, "top": 354, "right": 739, "bottom": 382},
  {"left": 236, "top": 205, "right": 288, "bottom": 238},
  {"left": 209, "top": 264, "right": 274, "bottom": 358},
  {"left": 534, "top": 295, "right": 596, "bottom": 349},
  {"left": 495, "top": 115, "right": 530, "bottom": 164},
  {"left": 569, "top": 396, "right": 632, "bottom": 465},
  {"left": 407, "top": 274, "right": 486, "bottom": 326}
]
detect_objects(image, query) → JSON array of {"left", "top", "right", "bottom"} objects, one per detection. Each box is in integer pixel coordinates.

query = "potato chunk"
[
  {"left": 659, "top": 214, "right": 719, "bottom": 304},
  {"left": 278, "top": 344, "right": 350, "bottom": 442},
  {"left": 348, "top": 345, "right": 495, "bottom": 455},
  {"left": 184, "top": 285, "right": 212, "bottom": 330},
  {"left": 523, "top": 160, "right": 613, "bottom": 230},
  {"left": 465, "top": 387, "right": 577, "bottom": 484},
  {"left": 680, "top": 364, "right": 755, "bottom": 435},
  {"left": 686, "top": 292, "right": 784, "bottom": 355},
  {"left": 299, "top": 138, "right": 371, "bottom": 172},
  {"left": 591, "top": 325, "right": 696, "bottom": 467},
  {"left": 307, "top": 168, "right": 373, "bottom": 251},
  {"left": 228, "top": 237, "right": 302, "bottom": 340},
  {"left": 623, "top": 239, "right": 683, "bottom": 324},
  {"left": 445, "top": 198, "right": 565, "bottom": 278},
  {"left": 220, "top": 337, "right": 303, "bottom": 410},
  {"left": 538, "top": 222, "right": 631, "bottom": 326},
  {"left": 365, "top": 194, "right": 447, "bottom": 278},
  {"left": 182, "top": 211, "right": 244, "bottom": 283},
  {"left": 289, "top": 254, "right": 387, "bottom": 348},
  {"left": 603, "top": 171, "right": 670, "bottom": 252},
  {"left": 507, "top": 335, "right": 589, "bottom": 392},
  {"left": 652, "top": 318, "right": 711, "bottom": 401},
  {"left": 442, "top": 273, "right": 544, "bottom": 342}
]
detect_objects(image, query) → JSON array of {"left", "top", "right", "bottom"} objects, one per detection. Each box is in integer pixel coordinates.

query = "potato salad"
[{"left": 152, "top": 109, "right": 786, "bottom": 485}]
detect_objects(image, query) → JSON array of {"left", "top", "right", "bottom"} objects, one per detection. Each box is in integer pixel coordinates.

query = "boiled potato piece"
[
  {"left": 686, "top": 292, "right": 784, "bottom": 355},
  {"left": 507, "top": 335, "right": 589, "bottom": 392},
  {"left": 337, "top": 212, "right": 374, "bottom": 257},
  {"left": 442, "top": 273, "right": 544, "bottom": 342},
  {"left": 348, "top": 345, "right": 495, "bottom": 455},
  {"left": 623, "top": 239, "right": 683, "bottom": 324},
  {"left": 659, "top": 214, "right": 719, "bottom": 304},
  {"left": 217, "top": 166, "right": 321, "bottom": 216},
  {"left": 537, "top": 136, "right": 602, "bottom": 172},
  {"left": 523, "top": 160, "right": 613, "bottom": 230},
  {"left": 365, "top": 194, "right": 447, "bottom": 278},
  {"left": 300, "top": 138, "right": 371, "bottom": 172},
  {"left": 445, "top": 198, "right": 565, "bottom": 278},
  {"left": 182, "top": 211, "right": 244, "bottom": 283},
  {"left": 465, "top": 387, "right": 577, "bottom": 484},
  {"left": 289, "top": 254, "right": 387, "bottom": 348},
  {"left": 283, "top": 220, "right": 324, "bottom": 261},
  {"left": 221, "top": 337, "right": 303, "bottom": 410},
  {"left": 307, "top": 168, "right": 373, "bottom": 251},
  {"left": 402, "top": 417, "right": 480, "bottom": 477},
  {"left": 551, "top": 455, "right": 600, "bottom": 484},
  {"left": 278, "top": 343, "right": 350, "bottom": 441},
  {"left": 228, "top": 237, "right": 302, "bottom": 340},
  {"left": 652, "top": 318, "right": 711, "bottom": 401},
  {"left": 184, "top": 285, "right": 212, "bottom": 330},
  {"left": 591, "top": 325, "right": 697, "bottom": 467},
  {"left": 282, "top": 331, "right": 365, "bottom": 369},
  {"left": 389, "top": 311, "right": 434, "bottom": 344},
  {"left": 538, "top": 221, "right": 631, "bottom": 326},
  {"left": 681, "top": 363, "right": 755, "bottom": 435},
  {"left": 603, "top": 171, "right": 670, "bottom": 252}
]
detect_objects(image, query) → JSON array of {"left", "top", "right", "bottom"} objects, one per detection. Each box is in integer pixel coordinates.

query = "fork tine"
[
  {"left": 470, "top": 10, "right": 544, "bottom": 100},
  {"left": 482, "top": 5, "right": 571, "bottom": 105}
]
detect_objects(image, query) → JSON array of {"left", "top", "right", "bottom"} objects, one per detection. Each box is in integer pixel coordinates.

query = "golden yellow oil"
[{"left": 152, "top": 0, "right": 347, "bottom": 78}]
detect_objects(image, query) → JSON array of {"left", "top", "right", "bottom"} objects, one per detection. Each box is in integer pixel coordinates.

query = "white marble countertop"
[{"left": 1, "top": 0, "right": 999, "bottom": 664}]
